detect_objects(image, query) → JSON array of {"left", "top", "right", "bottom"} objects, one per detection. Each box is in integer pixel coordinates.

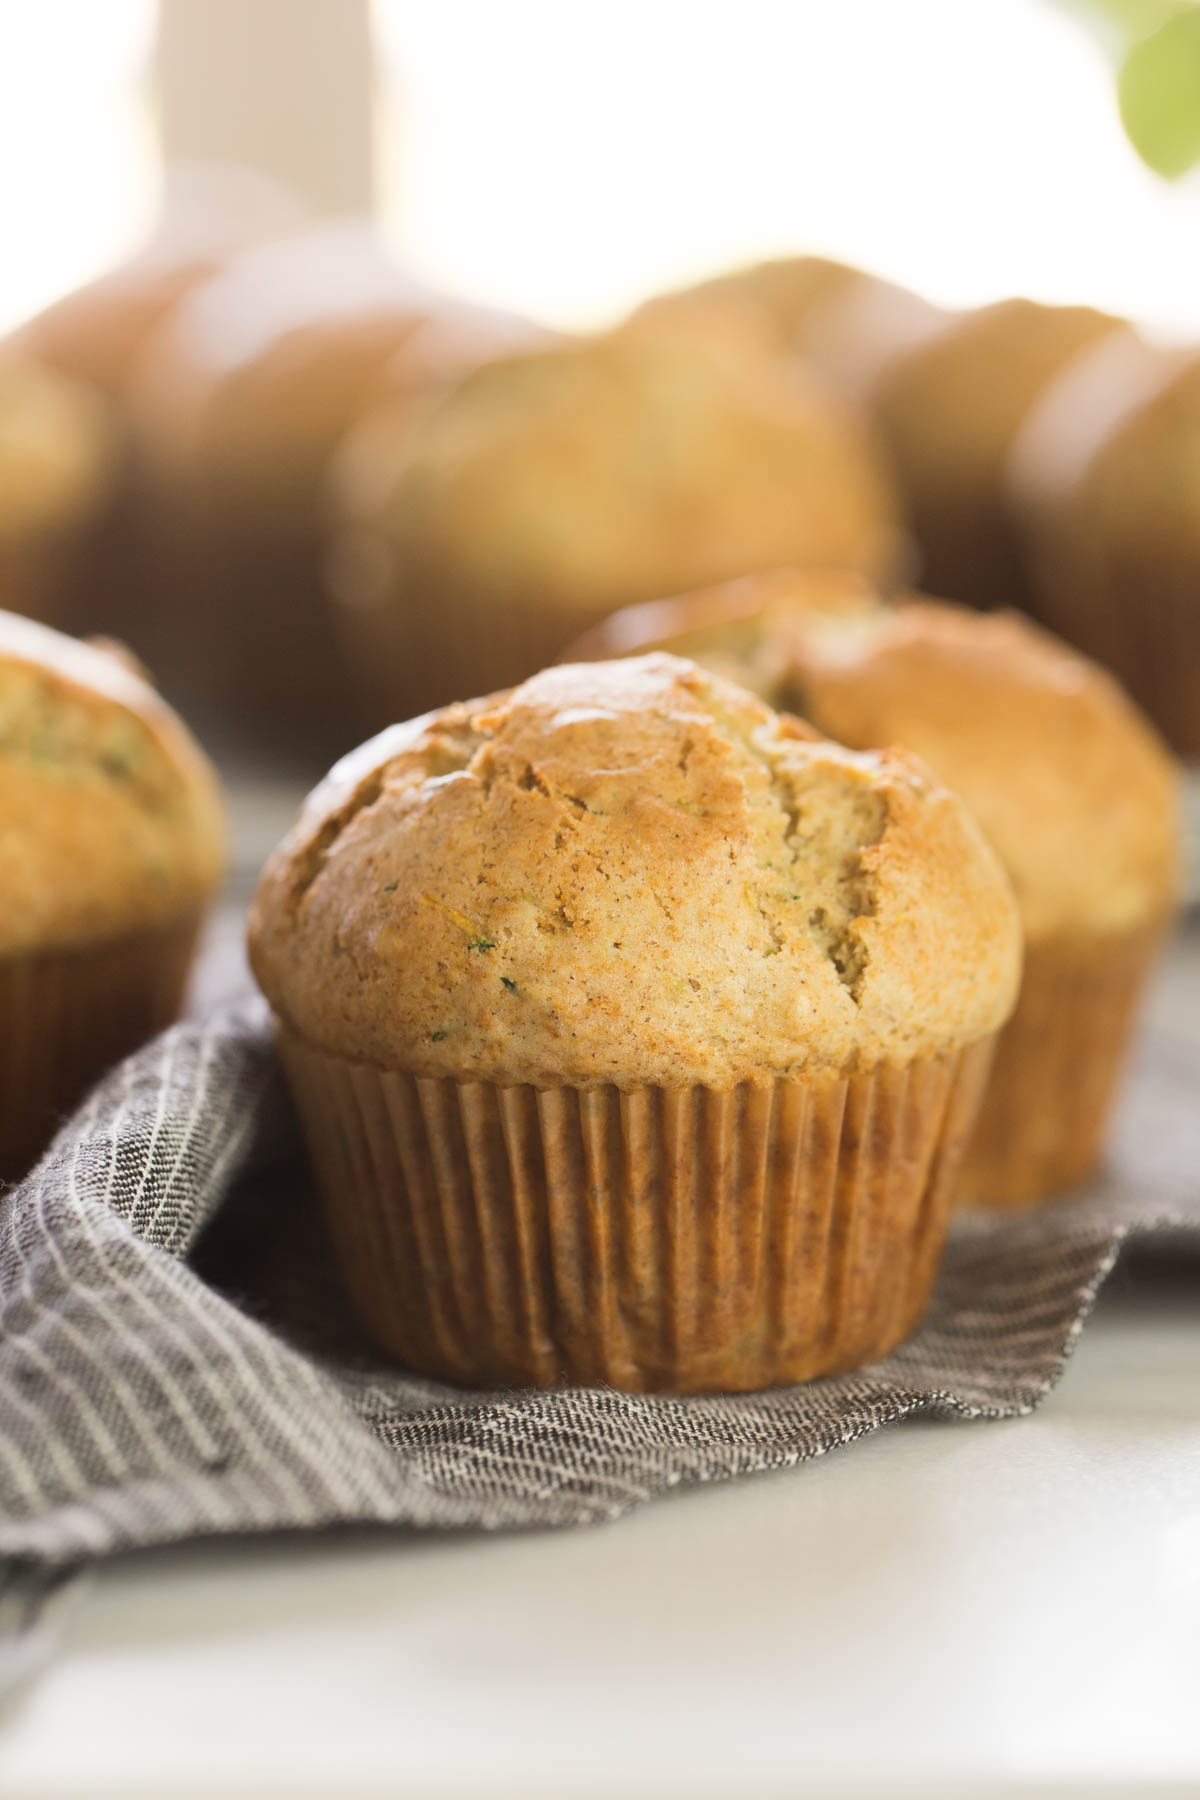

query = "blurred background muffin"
[
  {"left": 8, "top": 163, "right": 305, "bottom": 645},
  {"left": 0, "top": 351, "right": 117, "bottom": 625},
  {"left": 328, "top": 321, "right": 906, "bottom": 723},
  {"left": 0, "top": 610, "right": 225, "bottom": 1180},
  {"left": 128, "top": 218, "right": 542, "bottom": 756},
  {"left": 573, "top": 575, "right": 1180, "bottom": 1207},
  {"left": 870, "top": 298, "right": 1124, "bottom": 614},
  {"left": 1010, "top": 326, "right": 1200, "bottom": 757},
  {"left": 14, "top": 163, "right": 305, "bottom": 403},
  {"left": 635, "top": 254, "right": 947, "bottom": 409}
]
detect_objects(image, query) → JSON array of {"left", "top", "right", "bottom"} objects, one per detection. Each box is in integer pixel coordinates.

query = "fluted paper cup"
[
  {"left": 959, "top": 923, "right": 1167, "bottom": 1210},
  {"left": 278, "top": 1027, "right": 996, "bottom": 1394},
  {"left": 0, "top": 914, "right": 203, "bottom": 1182}
]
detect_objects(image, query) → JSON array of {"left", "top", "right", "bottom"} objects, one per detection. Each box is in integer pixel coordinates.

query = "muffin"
[
  {"left": 0, "top": 610, "right": 225, "bottom": 1180},
  {"left": 129, "top": 221, "right": 540, "bottom": 752},
  {"left": 871, "top": 298, "right": 1123, "bottom": 613},
  {"left": 573, "top": 577, "right": 1180, "bottom": 1207},
  {"left": 634, "top": 254, "right": 946, "bottom": 406},
  {"left": 0, "top": 353, "right": 116, "bottom": 624},
  {"left": 327, "top": 323, "right": 906, "bottom": 725},
  {"left": 248, "top": 654, "right": 1020, "bottom": 1392},
  {"left": 15, "top": 162, "right": 305, "bottom": 400},
  {"left": 1009, "top": 326, "right": 1200, "bottom": 755},
  {"left": 13, "top": 162, "right": 304, "bottom": 642}
]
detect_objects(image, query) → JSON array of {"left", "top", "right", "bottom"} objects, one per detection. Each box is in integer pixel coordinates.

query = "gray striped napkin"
[{"left": 1, "top": 943, "right": 1198, "bottom": 1687}]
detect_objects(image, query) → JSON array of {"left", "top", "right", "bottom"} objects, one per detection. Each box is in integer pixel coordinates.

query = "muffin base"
[
  {"left": 1032, "top": 561, "right": 1200, "bottom": 759},
  {"left": 0, "top": 914, "right": 203, "bottom": 1183},
  {"left": 0, "top": 536, "right": 78, "bottom": 628},
  {"left": 333, "top": 558, "right": 604, "bottom": 728},
  {"left": 278, "top": 1029, "right": 995, "bottom": 1394},
  {"left": 957, "top": 924, "right": 1166, "bottom": 1211}
]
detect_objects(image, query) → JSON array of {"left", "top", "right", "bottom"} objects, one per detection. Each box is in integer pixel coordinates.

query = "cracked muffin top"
[
  {"left": 571, "top": 578, "right": 1180, "bottom": 947},
  {"left": 0, "top": 611, "right": 225, "bottom": 956},
  {"left": 248, "top": 654, "right": 1019, "bottom": 1086}
]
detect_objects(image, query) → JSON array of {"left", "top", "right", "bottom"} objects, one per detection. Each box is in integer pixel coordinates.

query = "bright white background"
[
  {"left": 0, "top": 1, "right": 156, "bottom": 333},
  {"left": 0, "top": 0, "right": 1198, "bottom": 338},
  {"left": 379, "top": 0, "right": 1200, "bottom": 332}
]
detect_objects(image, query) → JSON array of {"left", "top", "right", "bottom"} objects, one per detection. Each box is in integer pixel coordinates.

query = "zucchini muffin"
[
  {"left": 249, "top": 654, "right": 1019, "bottom": 1392},
  {"left": 573, "top": 578, "right": 1180, "bottom": 1206},
  {"left": 14, "top": 163, "right": 303, "bottom": 642},
  {"left": 327, "top": 323, "right": 905, "bottom": 724},
  {"left": 0, "top": 611, "right": 225, "bottom": 1179},
  {"left": 0, "top": 353, "right": 116, "bottom": 624},
  {"left": 1010, "top": 327, "right": 1200, "bottom": 755},
  {"left": 634, "top": 254, "right": 946, "bottom": 406},
  {"left": 873, "top": 298, "right": 1122, "bottom": 613},
  {"left": 129, "top": 221, "right": 539, "bottom": 750}
]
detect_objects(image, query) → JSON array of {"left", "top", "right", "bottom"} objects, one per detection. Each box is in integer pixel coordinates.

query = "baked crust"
[
  {"left": 569, "top": 575, "right": 1180, "bottom": 945},
  {"left": 0, "top": 610, "right": 225, "bottom": 955},
  {"left": 327, "top": 323, "right": 905, "bottom": 707},
  {"left": 248, "top": 653, "right": 1019, "bottom": 1085}
]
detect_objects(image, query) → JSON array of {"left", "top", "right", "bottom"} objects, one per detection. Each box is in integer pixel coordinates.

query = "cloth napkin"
[{"left": 1, "top": 941, "right": 1198, "bottom": 1688}]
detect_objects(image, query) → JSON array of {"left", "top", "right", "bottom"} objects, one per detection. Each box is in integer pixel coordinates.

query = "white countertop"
[{"left": 0, "top": 1254, "right": 1197, "bottom": 1800}]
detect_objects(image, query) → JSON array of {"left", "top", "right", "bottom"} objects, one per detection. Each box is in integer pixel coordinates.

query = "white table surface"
[
  {"left": 1, "top": 776, "right": 1197, "bottom": 1800},
  {"left": 0, "top": 1260, "right": 1197, "bottom": 1800}
]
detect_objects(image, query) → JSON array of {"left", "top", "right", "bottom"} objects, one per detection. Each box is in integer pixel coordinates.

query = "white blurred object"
[
  {"left": 157, "top": 0, "right": 373, "bottom": 217},
  {"left": 375, "top": 0, "right": 1200, "bottom": 333},
  {"left": 0, "top": 0, "right": 157, "bottom": 333},
  {"left": 143, "top": 161, "right": 309, "bottom": 262}
]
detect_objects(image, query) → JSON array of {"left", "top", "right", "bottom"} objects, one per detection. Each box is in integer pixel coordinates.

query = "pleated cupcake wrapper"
[
  {"left": 959, "top": 923, "right": 1167, "bottom": 1211},
  {"left": 0, "top": 915, "right": 203, "bottom": 1183},
  {"left": 339, "top": 567, "right": 613, "bottom": 727},
  {"left": 0, "top": 537, "right": 77, "bottom": 629},
  {"left": 278, "top": 1029, "right": 996, "bottom": 1395},
  {"left": 1031, "top": 555, "right": 1200, "bottom": 758}
]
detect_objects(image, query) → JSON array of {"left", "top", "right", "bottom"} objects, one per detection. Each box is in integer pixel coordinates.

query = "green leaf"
[
  {"left": 1056, "top": 0, "right": 1191, "bottom": 49},
  {"left": 1118, "top": 8, "right": 1200, "bottom": 175}
]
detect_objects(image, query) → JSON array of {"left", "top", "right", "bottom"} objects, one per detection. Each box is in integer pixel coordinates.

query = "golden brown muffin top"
[
  {"left": 566, "top": 569, "right": 881, "bottom": 697},
  {"left": 0, "top": 611, "right": 225, "bottom": 956},
  {"left": 634, "top": 255, "right": 946, "bottom": 403},
  {"left": 573, "top": 577, "right": 1180, "bottom": 946},
  {"left": 248, "top": 654, "right": 1019, "bottom": 1086},
  {"left": 634, "top": 254, "right": 861, "bottom": 346},
  {"left": 330, "top": 324, "right": 905, "bottom": 621},
  {"left": 129, "top": 223, "right": 540, "bottom": 526},
  {"left": 0, "top": 355, "right": 115, "bottom": 545}
]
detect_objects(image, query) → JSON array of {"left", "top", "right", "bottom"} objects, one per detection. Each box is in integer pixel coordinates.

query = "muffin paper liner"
[
  {"left": 0, "top": 538, "right": 77, "bottom": 629},
  {"left": 959, "top": 923, "right": 1167, "bottom": 1211},
  {"left": 1028, "top": 549, "right": 1200, "bottom": 757},
  {"left": 277, "top": 1029, "right": 996, "bottom": 1394},
  {"left": 0, "top": 914, "right": 203, "bottom": 1182},
  {"left": 337, "top": 567, "right": 601, "bottom": 725}
]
